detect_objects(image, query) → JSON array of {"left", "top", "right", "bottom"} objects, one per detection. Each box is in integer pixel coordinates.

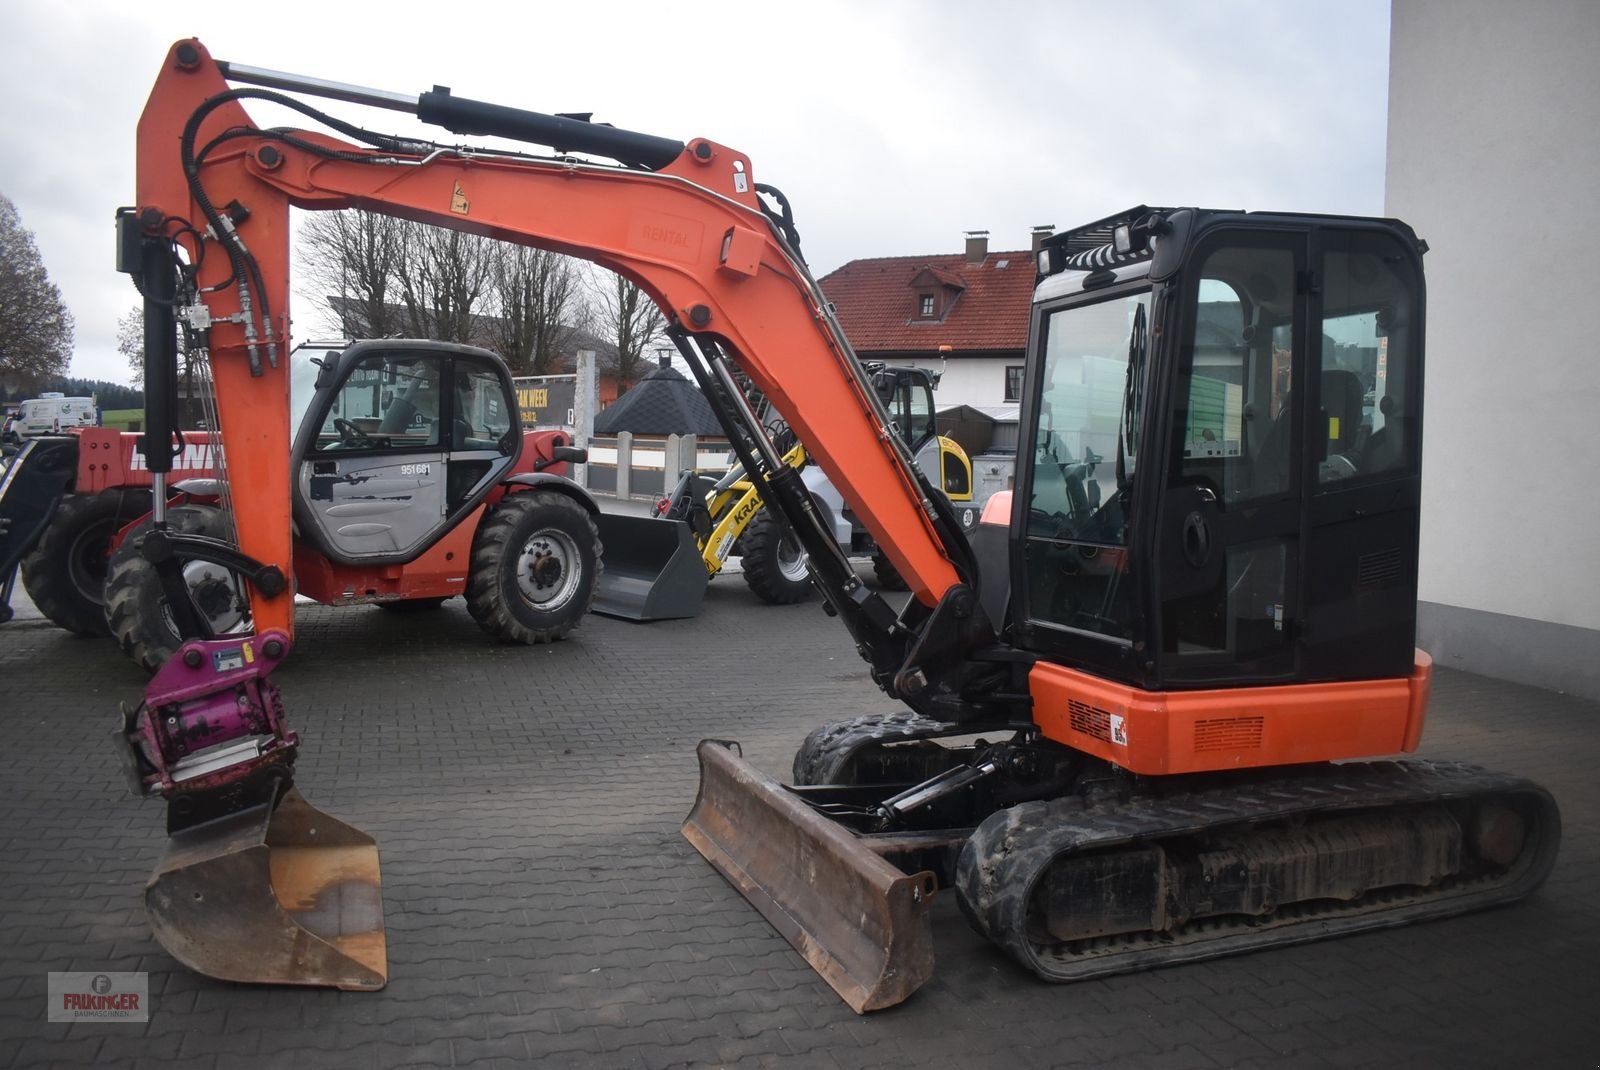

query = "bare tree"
[
  {"left": 591, "top": 271, "right": 664, "bottom": 393},
  {"left": 486, "top": 246, "right": 586, "bottom": 374},
  {"left": 118, "top": 307, "right": 145, "bottom": 386},
  {"left": 0, "top": 194, "right": 73, "bottom": 389},
  {"left": 394, "top": 222, "right": 494, "bottom": 343},
  {"left": 298, "top": 211, "right": 404, "bottom": 338}
]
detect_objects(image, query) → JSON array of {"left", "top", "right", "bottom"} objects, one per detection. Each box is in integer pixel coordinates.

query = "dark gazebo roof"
[{"left": 594, "top": 365, "right": 724, "bottom": 436}]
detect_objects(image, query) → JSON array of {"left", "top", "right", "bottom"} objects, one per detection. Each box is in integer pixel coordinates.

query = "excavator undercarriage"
[{"left": 687, "top": 715, "right": 1560, "bottom": 1011}]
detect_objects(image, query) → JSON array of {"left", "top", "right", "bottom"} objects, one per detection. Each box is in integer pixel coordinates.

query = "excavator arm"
[
  {"left": 117, "top": 40, "right": 1016, "bottom": 1001},
  {"left": 126, "top": 39, "right": 1000, "bottom": 710}
]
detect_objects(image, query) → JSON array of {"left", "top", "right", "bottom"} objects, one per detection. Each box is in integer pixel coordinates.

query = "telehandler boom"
[{"left": 118, "top": 40, "right": 1558, "bottom": 1010}]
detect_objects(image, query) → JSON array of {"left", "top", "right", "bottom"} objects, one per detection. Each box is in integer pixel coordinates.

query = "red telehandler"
[{"left": 110, "top": 40, "right": 1558, "bottom": 1008}]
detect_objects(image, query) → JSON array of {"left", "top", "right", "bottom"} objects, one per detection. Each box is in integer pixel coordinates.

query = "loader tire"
[
  {"left": 740, "top": 511, "right": 812, "bottom": 604},
  {"left": 104, "top": 503, "right": 250, "bottom": 673},
  {"left": 19, "top": 488, "right": 151, "bottom": 637},
  {"left": 376, "top": 597, "right": 448, "bottom": 612},
  {"left": 871, "top": 551, "right": 908, "bottom": 591},
  {"left": 465, "top": 491, "right": 599, "bottom": 644}
]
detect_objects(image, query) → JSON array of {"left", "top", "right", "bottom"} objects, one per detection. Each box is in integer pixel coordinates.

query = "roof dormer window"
[{"left": 919, "top": 294, "right": 935, "bottom": 317}]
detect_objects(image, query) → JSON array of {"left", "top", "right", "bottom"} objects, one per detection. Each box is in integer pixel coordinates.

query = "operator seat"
[{"left": 1362, "top": 395, "right": 1408, "bottom": 473}]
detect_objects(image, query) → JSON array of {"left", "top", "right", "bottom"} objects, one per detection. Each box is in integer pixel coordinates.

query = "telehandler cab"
[{"left": 112, "top": 40, "right": 1558, "bottom": 1010}]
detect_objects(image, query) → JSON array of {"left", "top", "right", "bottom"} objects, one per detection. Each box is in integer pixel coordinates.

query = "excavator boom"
[{"left": 120, "top": 39, "right": 991, "bottom": 997}]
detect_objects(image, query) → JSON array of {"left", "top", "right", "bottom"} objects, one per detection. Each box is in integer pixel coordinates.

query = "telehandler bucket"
[
  {"left": 592, "top": 513, "right": 708, "bottom": 621},
  {"left": 145, "top": 787, "right": 387, "bottom": 990},
  {"left": 683, "top": 740, "right": 936, "bottom": 1013}
]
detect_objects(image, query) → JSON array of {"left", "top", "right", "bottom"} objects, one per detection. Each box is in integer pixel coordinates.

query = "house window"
[
  {"left": 919, "top": 294, "right": 935, "bottom": 317},
  {"left": 1005, "top": 365, "right": 1024, "bottom": 402}
]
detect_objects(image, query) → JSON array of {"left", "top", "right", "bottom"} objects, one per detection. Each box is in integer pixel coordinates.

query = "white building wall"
[
  {"left": 881, "top": 357, "right": 1020, "bottom": 410},
  {"left": 1387, "top": 0, "right": 1600, "bottom": 691}
]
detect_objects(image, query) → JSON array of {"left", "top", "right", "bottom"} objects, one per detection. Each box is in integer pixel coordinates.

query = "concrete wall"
[{"left": 1387, "top": 0, "right": 1600, "bottom": 695}]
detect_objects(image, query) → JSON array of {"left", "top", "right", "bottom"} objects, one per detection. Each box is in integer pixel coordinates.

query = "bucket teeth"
[
  {"left": 145, "top": 788, "right": 386, "bottom": 990},
  {"left": 683, "top": 739, "right": 935, "bottom": 1013}
]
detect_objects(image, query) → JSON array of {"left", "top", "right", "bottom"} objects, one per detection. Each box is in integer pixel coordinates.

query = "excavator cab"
[{"left": 1018, "top": 208, "right": 1425, "bottom": 690}]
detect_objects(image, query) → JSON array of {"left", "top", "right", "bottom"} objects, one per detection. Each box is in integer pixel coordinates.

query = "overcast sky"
[{"left": 0, "top": 0, "right": 1391, "bottom": 385}]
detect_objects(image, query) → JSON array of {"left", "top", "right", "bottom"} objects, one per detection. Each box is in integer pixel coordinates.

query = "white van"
[{"left": 18, "top": 393, "right": 98, "bottom": 437}]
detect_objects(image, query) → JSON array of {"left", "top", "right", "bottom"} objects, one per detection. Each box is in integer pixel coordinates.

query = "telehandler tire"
[
  {"left": 19, "top": 488, "right": 151, "bottom": 636},
  {"left": 740, "top": 511, "right": 812, "bottom": 604},
  {"left": 104, "top": 503, "right": 250, "bottom": 672},
  {"left": 871, "top": 551, "right": 908, "bottom": 591},
  {"left": 465, "top": 491, "right": 599, "bottom": 643}
]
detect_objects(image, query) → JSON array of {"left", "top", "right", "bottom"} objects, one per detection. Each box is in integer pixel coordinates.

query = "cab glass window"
[
  {"left": 1315, "top": 233, "right": 1419, "bottom": 486},
  {"left": 1027, "top": 290, "right": 1150, "bottom": 546},
  {"left": 452, "top": 362, "right": 514, "bottom": 452},
  {"left": 1021, "top": 289, "right": 1150, "bottom": 641},
  {"left": 1173, "top": 247, "right": 1297, "bottom": 503},
  {"left": 315, "top": 353, "right": 442, "bottom": 452}
]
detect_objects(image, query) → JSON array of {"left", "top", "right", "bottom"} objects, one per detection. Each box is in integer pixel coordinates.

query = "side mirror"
[
  {"left": 551, "top": 445, "right": 588, "bottom": 464},
  {"left": 870, "top": 371, "right": 897, "bottom": 404},
  {"left": 312, "top": 356, "right": 339, "bottom": 390}
]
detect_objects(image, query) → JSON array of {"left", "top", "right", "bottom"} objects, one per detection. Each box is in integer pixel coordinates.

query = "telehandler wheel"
[
  {"left": 740, "top": 511, "right": 812, "bottom": 605},
  {"left": 104, "top": 503, "right": 251, "bottom": 673},
  {"left": 465, "top": 490, "right": 599, "bottom": 644},
  {"left": 376, "top": 597, "right": 448, "bottom": 612},
  {"left": 871, "top": 551, "right": 908, "bottom": 591},
  {"left": 19, "top": 488, "right": 152, "bottom": 636}
]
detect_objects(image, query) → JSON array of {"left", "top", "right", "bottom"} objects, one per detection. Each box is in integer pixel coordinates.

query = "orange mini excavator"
[{"left": 114, "top": 40, "right": 1558, "bottom": 1008}]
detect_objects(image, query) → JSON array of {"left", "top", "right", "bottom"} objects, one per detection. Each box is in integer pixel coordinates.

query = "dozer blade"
[
  {"left": 145, "top": 788, "right": 386, "bottom": 990},
  {"left": 683, "top": 740, "right": 936, "bottom": 1014},
  {"left": 592, "top": 513, "right": 708, "bottom": 621}
]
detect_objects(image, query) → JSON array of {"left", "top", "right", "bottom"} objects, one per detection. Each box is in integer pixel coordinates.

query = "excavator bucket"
[
  {"left": 592, "top": 513, "right": 708, "bottom": 621},
  {"left": 145, "top": 788, "right": 387, "bottom": 990},
  {"left": 682, "top": 740, "right": 936, "bottom": 1013}
]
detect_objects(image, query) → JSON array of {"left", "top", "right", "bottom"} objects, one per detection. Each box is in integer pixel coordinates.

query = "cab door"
[
  {"left": 1151, "top": 224, "right": 1424, "bottom": 687},
  {"left": 1153, "top": 232, "right": 1306, "bottom": 686},
  {"left": 1300, "top": 227, "right": 1424, "bottom": 680},
  {"left": 292, "top": 343, "right": 519, "bottom": 565}
]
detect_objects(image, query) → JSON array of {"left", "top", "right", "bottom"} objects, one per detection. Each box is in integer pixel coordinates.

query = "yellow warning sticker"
[{"left": 1329, "top": 416, "right": 1341, "bottom": 440}]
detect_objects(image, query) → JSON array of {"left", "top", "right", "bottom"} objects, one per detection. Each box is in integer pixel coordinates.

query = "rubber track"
[
  {"left": 956, "top": 759, "right": 1561, "bottom": 983},
  {"left": 791, "top": 712, "right": 988, "bottom": 785}
]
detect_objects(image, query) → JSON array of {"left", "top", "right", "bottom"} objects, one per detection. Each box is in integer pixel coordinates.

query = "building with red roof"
[{"left": 817, "top": 228, "right": 1051, "bottom": 409}]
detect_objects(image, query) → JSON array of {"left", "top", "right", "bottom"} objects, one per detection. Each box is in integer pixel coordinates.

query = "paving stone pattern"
[{"left": 1, "top": 581, "right": 1597, "bottom": 1068}]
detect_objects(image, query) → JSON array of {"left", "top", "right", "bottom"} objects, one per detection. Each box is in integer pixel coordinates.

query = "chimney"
[
  {"left": 1031, "top": 224, "right": 1055, "bottom": 253},
  {"left": 964, "top": 230, "right": 989, "bottom": 264},
  {"left": 657, "top": 352, "right": 672, "bottom": 368}
]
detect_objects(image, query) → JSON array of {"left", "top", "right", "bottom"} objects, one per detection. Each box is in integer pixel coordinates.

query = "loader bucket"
[
  {"left": 592, "top": 513, "right": 708, "bottom": 621},
  {"left": 683, "top": 739, "right": 936, "bottom": 1013},
  {"left": 145, "top": 787, "right": 386, "bottom": 990}
]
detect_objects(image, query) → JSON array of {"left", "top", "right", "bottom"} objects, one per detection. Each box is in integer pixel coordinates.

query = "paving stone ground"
[{"left": 1, "top": 568, "right": 1597, "bottom": 1068}]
